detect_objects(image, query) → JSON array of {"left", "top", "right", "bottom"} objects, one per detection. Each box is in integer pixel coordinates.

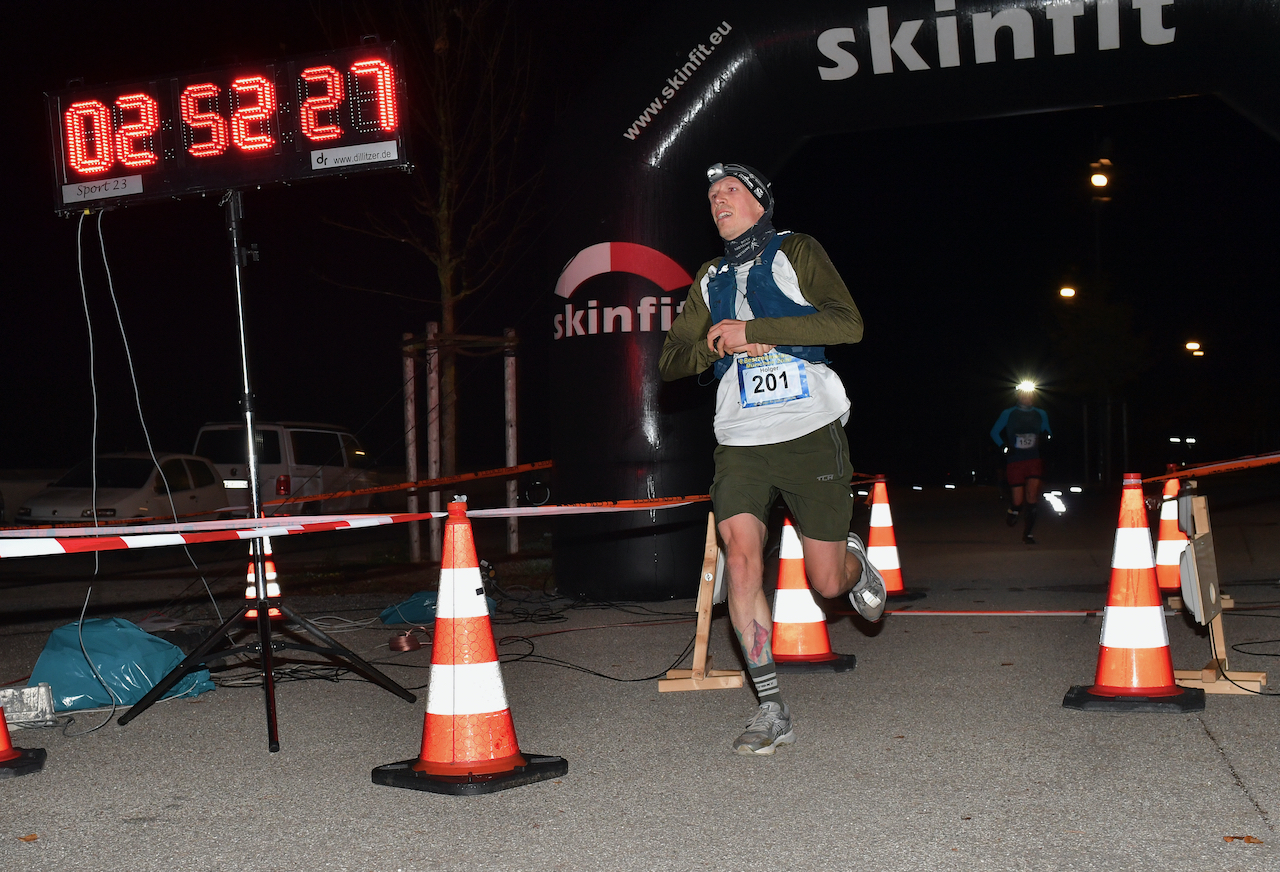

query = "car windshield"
[
  {"left": 194, "top": 429, "right": 282, "bottom": 465},
  {"left": 54, "top": 458, "right": 156, "bottom": 489}
]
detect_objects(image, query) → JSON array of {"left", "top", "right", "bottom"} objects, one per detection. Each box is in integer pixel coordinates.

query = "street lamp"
[
  {"left": 1186, "top": 341, "right": 1204, "bottom": 357},
  {"left": 1089, "top": 158, "right": 1113, "bottom": 203},
  {"left": 1059, "top": 286, "right": 1076, "bottom": 298}
]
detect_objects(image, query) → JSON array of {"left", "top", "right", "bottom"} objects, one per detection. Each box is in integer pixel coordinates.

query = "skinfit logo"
[
  {"left": 815, "top": 0, "right": 1175, "bottom": 79},
  {"left": 553, "top": 242, "right": 692, "bottom": 340}
]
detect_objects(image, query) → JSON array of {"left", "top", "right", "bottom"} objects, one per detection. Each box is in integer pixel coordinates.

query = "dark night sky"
[{"left": 4, "top": 3, "right": 1279, "bottom": 487}]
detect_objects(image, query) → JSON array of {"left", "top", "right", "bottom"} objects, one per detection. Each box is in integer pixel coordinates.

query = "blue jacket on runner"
[
  {"left": 707, "top": 233, "right": 830, "bottom": 379},
  {"left": 990, "top": 405, "right": 1052, "bottom": 463}
]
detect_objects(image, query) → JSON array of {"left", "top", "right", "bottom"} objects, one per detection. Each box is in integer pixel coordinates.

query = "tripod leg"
[
  {"left": 257, "top": 606, "right": 281, "bottom": 753},
  {"left": 118, "top": 603, "right": 250, "bottom": 726},
  {"left": 280, "top": 604, "right": 417, "bottom": 703}
]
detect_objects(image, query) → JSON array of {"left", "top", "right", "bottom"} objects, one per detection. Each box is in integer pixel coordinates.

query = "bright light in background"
[
  {"left": 1193, "top": 350, "right": 1205, "bottom": 357},
  {"left": 1090, "top": 173, "right": 1109, "bottom": 187},
  {"left": 1059, "top": 287, "right": 1076, "bottom": 298},
  {"left": 945, "top": 483, "right": 956, "bottom": 489},
  {"left": 1044, "top": 493, "right": 1067, "bottom": 514},
  {"left": 856, "top": 490, "right": 868, "bottom": 497},
  {"left": 1170, "top": 437, "right": 1181, "bottom": 443},
  {"left": 1185, "top": 341, "right": 1201, "bottom": 350},
  {"left": 1050, "top": 490, "right": 1062, "bottom": 496},
  {"left": 912, "top": 486, "right": 923, "bottom": 491},
  {"left": 1016, "top": 380, "right": 1036, "bottom": 392},
  {"left": 1187, "top": 437, "right": 1197, "bottom": 444},
  {"left": 1070, "top": 486, "right": 1083, "bottom": 493}
]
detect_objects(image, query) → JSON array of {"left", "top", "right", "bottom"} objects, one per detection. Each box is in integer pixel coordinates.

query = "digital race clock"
[{"left": 45, "top": 43, "right": 410, "bottom": 215}]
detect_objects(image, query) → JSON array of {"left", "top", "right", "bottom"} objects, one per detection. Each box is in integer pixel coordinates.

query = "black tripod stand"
[{"left": 116, "top": 190, "right": 415, "bottom": 751}]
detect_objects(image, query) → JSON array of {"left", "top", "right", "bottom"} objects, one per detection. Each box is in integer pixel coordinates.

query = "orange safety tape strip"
[
  {"left": 1142, "top": 451, "right": 1280, "bottom": 484},
  {"left": 0, "top": 495, "right": 710, "bottom": 556},
  {"left": 263, "top": 459, "right": 553, "bottom": 507}
]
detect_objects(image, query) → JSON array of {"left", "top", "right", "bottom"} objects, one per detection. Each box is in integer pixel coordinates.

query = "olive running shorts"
[{"left": 710, "top": 419, "right": 854, "bottom": 542}]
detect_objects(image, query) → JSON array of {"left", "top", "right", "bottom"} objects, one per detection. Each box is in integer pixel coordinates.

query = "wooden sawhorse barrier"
[{"left": 658, "top": 513, "right": 744, "bottom": 693}]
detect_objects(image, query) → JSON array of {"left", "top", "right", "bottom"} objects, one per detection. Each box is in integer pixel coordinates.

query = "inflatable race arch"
[{"left": 547, "top": 0, "right": 1280, "bottom": 599}]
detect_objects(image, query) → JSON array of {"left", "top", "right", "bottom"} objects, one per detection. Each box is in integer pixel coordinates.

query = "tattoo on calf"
[{"left": 735, "top": 619, "right": 772, "bottom": 667}]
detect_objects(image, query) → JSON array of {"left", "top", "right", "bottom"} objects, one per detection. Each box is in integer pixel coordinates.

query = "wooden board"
[
  {"left": 658, "top": 513, "right": 744, "bottom": 693},
  {"left": 1174, "top": 605, "right": 1266, "bottom": 694}
]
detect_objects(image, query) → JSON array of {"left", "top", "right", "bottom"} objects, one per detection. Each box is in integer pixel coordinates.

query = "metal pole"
[
  {"left": 225, "top": 188, "right": 279, "bottom": 753},
  {"left": 1082, "top": 401, "right": 1089, "bottom": 487},
  {"left": 426, "top": 322, "right": 442, "bottom": 562},
  {"left": 504, "top": 328, "right": 518, "bottom": 555},
  {"left": 1104, "top": 396, "right": 1113, "bottom": 487},
  {"left": 403, "top": 333, "right": 421, "bottom": 563},
  {"left": 1122, "top": 400, "right": 1129, "bottom": 474}
]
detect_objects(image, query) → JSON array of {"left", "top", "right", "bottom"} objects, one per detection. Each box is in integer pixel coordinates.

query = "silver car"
[{"left": 15, "top": 453, "right": 229, "bottom": 525}]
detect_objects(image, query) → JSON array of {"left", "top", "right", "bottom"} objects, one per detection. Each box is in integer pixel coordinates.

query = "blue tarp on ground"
[
  {"left": 379, "top": 590, "right": 496, "bottom": 625},
  {"left": 29, "top": 617, "right": 214, "bottom": 711}
]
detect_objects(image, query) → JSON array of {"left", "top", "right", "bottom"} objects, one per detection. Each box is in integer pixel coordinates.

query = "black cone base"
[
  {"left": 1062, "top": 685, "right": 1205, "bottom": 713},
  {"left": 0, "top": 747, "right": 47, "bottom": 779},
  {"left": 775, "top": 653, "right": 857, "bottom": 674},
  {"left": 372, "top": 753, "right": 568, "bottom": 796}
]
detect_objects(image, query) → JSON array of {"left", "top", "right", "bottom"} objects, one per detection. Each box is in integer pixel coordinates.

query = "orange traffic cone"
[
  {"left": 867, "top": 475, "right": 912, "bottom": 597},
  {"left": 373, "top": 497, "right": 567, "bottom": 795},
  {"left": 0, "top": 707, "right": 47, "bottom": 778},
  {"left": 1063, "top": 474, "right": 1204, "bottom": 712},
  {"left": 1154, "top": 472, "right": 1189, "bottom": 593},
  {"left": 772, "top": 518, "right": 856, "bottom": 673},
  {"left": 244, "top": 538, "right": 281, "bottom": 620}
]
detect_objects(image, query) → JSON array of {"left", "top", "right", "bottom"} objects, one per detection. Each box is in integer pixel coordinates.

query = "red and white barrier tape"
[{"left": 0, "top": 496, "right": 708, "bottom": 559}]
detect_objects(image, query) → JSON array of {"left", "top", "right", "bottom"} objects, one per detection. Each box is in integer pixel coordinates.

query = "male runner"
[
  {"left": 659, "top": 162, "right": 885, "bottom": 756},
  {"left": 990, "top": 384, "right": 1052, "bottom": 544}
]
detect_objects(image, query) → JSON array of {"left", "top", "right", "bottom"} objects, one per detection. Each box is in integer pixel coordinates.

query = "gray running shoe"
[
  {"left": 846, "top": 533, "right": 887, "bottom": 622},
  {"left": 732, "top": 701, "right": 795, "bottom": 756}
]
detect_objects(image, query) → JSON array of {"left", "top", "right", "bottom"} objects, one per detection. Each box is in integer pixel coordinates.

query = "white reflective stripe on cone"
[
  {"left": 772, "top": 587, "right": 826, "bottom": 623},
  {"left": 1155, "top": 538, "right": 1190, "bottom": 565},
  {"left": 870, "top": 503, "right": 893, "bottom": 527},
  {"left": 779, "top": 525, "right": 804, "bottom": 559},
  {"left": 426, "top": 661, "right": 509, "bottom": 716},
  {"left": 1111, "top": 527, "right": 1156, "bottom": 570},
  {"left": 1099, "top": 605, "right": 1169, "bottom": 649},
  {"left": 436, "top": 566, "right": 489, "bottom": 619},
  {"left": 867, "top": 545, "right": 900, "bottom": 571},
  {"left": 1160, "top": 500, "right": 1178, "bottom": 521}
]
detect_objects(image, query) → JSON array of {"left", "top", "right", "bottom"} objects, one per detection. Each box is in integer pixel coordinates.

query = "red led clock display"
[{"left": 46, "top": 44, "right": 409, "bottom": 214}]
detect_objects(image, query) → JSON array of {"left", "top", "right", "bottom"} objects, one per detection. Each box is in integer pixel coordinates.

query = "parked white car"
[
  {"left": 15, "top": 453, "right": 229, "bottom": 524},
  {"left": 193, "top": 422, "right": 376, "bottom": 515}
]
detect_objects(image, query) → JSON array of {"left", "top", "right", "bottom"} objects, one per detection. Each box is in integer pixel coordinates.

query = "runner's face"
[{"left": 708, "top": 176, "right": 765, "bottom": 241}]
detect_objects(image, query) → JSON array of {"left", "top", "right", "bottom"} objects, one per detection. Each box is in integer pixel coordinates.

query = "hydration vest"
[{"left": 708, "top": 233, "right": 830, "bottom": 380}]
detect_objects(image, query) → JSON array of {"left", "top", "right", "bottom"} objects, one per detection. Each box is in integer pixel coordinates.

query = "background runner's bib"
[
  {"left": 1015, "top": 433, "right": 1038, "bottom": 449},
  {"left": 738, "top": 351, "right": 810, "bottom": 407}
]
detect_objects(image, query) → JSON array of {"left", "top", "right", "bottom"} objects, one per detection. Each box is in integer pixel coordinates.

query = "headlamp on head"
[{"left": 706, "top": 162, "right": 774, "bottom": 214}]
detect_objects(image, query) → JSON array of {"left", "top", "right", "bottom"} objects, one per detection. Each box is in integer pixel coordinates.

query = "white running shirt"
[{"left": 701, "top": 253, "right": 851, "bottom": 446}]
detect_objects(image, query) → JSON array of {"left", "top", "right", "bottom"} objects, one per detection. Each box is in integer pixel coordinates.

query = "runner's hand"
[{"left": 708, "top": 320, "right": 774, "bottom": 358}]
